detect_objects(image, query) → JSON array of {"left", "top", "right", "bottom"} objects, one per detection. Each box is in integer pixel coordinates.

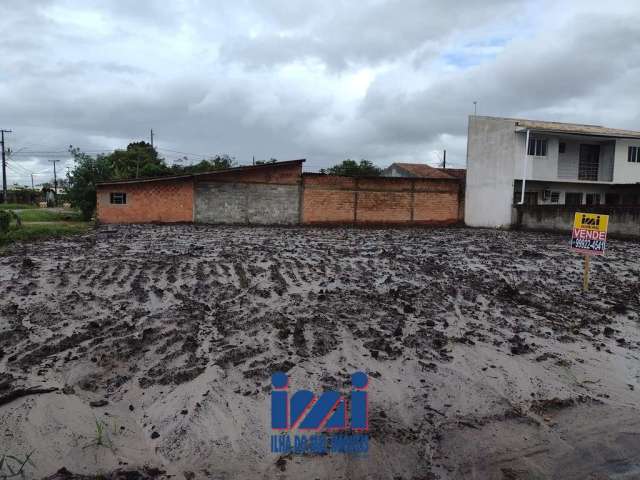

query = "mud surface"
[{"left": 1, "top": 224, "right": 640, "bottom": 479}]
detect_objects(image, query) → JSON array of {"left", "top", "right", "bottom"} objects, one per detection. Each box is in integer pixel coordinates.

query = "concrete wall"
[
  {"left": 97, "top": 179, "right": 194, "bottom": 223},
  {"left": 465, "top": 116, "right": 519, "bottom": 227},
  {"left": 193, "top": 161, "right": 302, "bottom": 225},
  {"left": 195, "top": 182, "right": 300, "bottom": 224},
  {"left": 516, "top": 205, "right": 640, "bottom": 237},
  {"left": 302, "top": 174, "right": 461, "bottom": 225}
]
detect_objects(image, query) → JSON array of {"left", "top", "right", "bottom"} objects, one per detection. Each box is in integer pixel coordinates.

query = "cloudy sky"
[{"left": 2, "top": 0, "right": 640, "bottom": 186}]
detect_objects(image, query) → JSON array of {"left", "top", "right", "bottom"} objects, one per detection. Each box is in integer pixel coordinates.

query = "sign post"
[{"left": 570, "top": 212, "right": 609, "bottom": 291}]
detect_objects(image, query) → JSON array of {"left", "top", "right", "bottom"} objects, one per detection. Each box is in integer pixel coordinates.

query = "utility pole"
[
  {"left": 150, "top": 129, "right": 154, "bottom": 148},
  {"left": 49, "top": 159, "right": 59, "bottom": 206},
  {"left": 1, "top": 129, "right": 12, "bottom": 204},
  {"left": 442, "top": 149, "right": 446, "bottom": 169},
  {"left": 31, "top": 173, "right": 34, "bottom": 189},
  {"left": 473, "top": 101, "right": 478, "bottom": 115}
]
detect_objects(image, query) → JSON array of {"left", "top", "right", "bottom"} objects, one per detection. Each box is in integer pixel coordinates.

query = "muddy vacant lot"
[{"left": 1, "top": 224, "right": 640, "bottom": 480}]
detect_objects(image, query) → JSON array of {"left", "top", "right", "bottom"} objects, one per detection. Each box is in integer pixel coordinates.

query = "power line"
[
  {"left": 5, "top": 160, "right": 33, "bottom": 176},
  {"left": 156, "top": 147, "right": 208, "bottom": 158},
  {"left": 4, "top": 163, "right": 32, "bottom": 187}
]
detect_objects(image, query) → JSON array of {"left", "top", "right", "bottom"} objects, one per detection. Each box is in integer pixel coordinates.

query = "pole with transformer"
[{"left": 1, "top": 129, "right": 12, "bottom": 204}]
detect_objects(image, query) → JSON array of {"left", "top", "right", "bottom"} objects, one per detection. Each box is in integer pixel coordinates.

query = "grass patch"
[
  {"left": 0, "top": 222, "right": 91, "bottom": 247},
  {"left": 16, "top": 209, "right": 82, "bottom": 222},
  {"left": 0, "top": 203, "right": 33, "bottom": 210}
]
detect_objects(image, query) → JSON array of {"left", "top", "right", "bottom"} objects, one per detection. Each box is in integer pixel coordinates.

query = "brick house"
[{"left": 97, "top": 160, "right": 304, "bottom": 224}]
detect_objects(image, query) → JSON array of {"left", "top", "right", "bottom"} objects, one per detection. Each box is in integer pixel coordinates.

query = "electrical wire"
[{"left": 5, "top": 160, "right": 33, "bottom": 176}]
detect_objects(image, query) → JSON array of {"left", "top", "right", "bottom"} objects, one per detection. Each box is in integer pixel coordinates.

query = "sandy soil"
[{"left": 1, "top": 224, "right": 640, "bottom": 480}]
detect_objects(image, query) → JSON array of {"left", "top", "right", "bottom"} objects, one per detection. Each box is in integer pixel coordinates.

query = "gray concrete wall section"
[
  {"left": 516, "top": 206, "right": 640, "bottom": 237},
  {"left": 195, "top": 182, "right": 300, "bottom": 224}
]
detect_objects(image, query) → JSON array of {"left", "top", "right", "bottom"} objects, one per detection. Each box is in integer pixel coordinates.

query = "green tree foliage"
[
  {"left": 107, "top": 142, "right": 170, "bottom": 179},
  {"left": 320, "top": 159, "right": 381, "bottom": 177},
  {"left": 67, "top": 147, "right": 114, "bottom": 220},
  {"left": 174, "top": 155, "right": 237, "bottom": 174}
]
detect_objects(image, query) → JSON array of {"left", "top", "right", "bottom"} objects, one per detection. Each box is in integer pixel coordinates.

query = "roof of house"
[
  {"left": 476, "top": 116, "right": 640, "bottom": 139},
  {"left": 384, "top": 163, "right": 460, "bottom": 179},
  {"left": 516, "top": 119, "right": 640, "bottom": 139},
  {"left": 443, "top": 168, "right": 466, "bottom": 179},
  {"left": 96, "top": 159, "right": 305, "bottom": 186}
]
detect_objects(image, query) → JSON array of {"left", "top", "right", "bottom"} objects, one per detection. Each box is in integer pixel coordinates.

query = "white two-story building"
[{"left": 465, "top": 115, "right": 640, "bottom": 227}]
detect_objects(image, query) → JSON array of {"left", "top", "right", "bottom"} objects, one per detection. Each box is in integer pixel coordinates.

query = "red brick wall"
[
  {"left": 302, "top": 174, "right": 461, "bottom": 225},
  {"left": 97, "top": 179, "right": 193, "bottom": 223},
  {"left": 196, "top": 161, "right": 302, "bottom": 185},
  {"left": 357, "top": 192, "right": 412, "bottom": 223}
]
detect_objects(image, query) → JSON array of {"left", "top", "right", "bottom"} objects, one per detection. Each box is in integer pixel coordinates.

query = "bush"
[{"left": 0, "top": 211, "right": 10, "bottom": 233}]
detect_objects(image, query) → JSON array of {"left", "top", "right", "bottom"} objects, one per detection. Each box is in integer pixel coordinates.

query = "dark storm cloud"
[{"left": 1, "top": 1, "right": 639, "bottom": 184}]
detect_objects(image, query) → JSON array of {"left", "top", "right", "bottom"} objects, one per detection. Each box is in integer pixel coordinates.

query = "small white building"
[{"left": 465, "top": 115, "right": 640, "bottom": 227}]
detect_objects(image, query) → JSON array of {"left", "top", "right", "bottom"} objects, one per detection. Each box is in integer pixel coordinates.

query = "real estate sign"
[{"left": 571, "top": 212, "right": 609, "bottom": 256}]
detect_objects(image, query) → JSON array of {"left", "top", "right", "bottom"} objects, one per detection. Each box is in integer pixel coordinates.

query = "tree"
[
  {"left": 320, "top": 159, "right": 381, "bottom": 177},
  {"left": 67, "top": 147, "right": 114, "bottom": 220},
  {"left": 106, "top": 141, "right": 169, "bottom": 179},
  {"left": 173, "top": 155, "right": 237, "bottom": 174}
]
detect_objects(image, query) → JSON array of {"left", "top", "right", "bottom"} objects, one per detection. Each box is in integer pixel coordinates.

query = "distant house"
[{"left": 382, "top": 163, "right": 461, "bottom": 179}]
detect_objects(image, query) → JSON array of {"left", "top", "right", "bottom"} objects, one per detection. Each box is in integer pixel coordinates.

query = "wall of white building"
[
  {"left": 465, "top": 116, "right": 519, "bottom": 227},
  {"left": 529, "top": 135, "right": 559, "bottom": 181},
  {"left": 613, "top": 139, "right": 640, "bottom": 183}
]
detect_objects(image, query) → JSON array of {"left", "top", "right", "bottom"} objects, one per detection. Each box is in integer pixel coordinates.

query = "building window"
[
  {"left": 528, "top": 138, "right": 547, "bottom": 156},
  {"left": 559, "top": 142, "right": 566, "bottom": 154},
  {"left": 110, "top": 192, "right": 127, "bottom": 205},
  {"left": 550, "top": 191, "right": 560, "bottom": 203},
  {"left": 565, "top": 192, "right": 583, "bottom": 205},
  {"left": 628, "top": 146, "right": 640, "bottom": 163}
]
